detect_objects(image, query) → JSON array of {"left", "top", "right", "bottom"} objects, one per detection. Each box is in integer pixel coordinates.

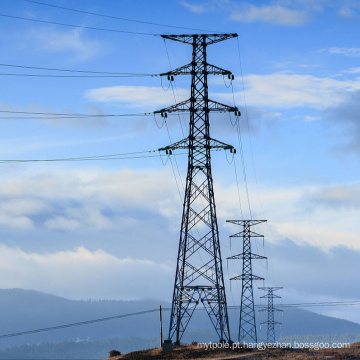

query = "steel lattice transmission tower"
[
  {"left": 227, "top": 220, "right": 267, "bottom": 343},
  {"left": 259, "top": 287, "right": 283, "bottom": 344},
  {"left": 155, "top": 33, "right": 239, "bottom": 344}
]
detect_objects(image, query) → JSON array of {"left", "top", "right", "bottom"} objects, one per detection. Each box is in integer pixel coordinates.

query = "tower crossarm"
[
  {"left": 259, "top": 287, "right": 283, "bottom": 291},
  {"left": 230, "top": 274, "right": 264, "bottom": 281},
  {"left": 154, "top": 99, "right": 191, "bottom": 114},
  {"left": 161, "top": 33, "right": 238, "bottom": 45},
  {"left": 230, "top": 230, "right": 264, "bottom": 238},
  {"left": 208, "top": 99, "right": 238, "bottom": 112},
  {"left": 227, "top": 253, "right": 267, "bottom": 260},
  {"left": 161, "top": 62, "right": 232, "bottom": 76},
  {"left": 154, "top": 99, "right": 238, "bottom": 114},
  {"left": 260, "top": 294, "right": 282, "bottom": 299},
  {"left": 259, "top": 307, "right": 283, "bottom": 312},
  {"left": 227, "top": 220, "right": 267, "bottom": 227},
  {"left": 159, "top": 136, "right": 234, "bottom": 151},
  {"left": 261, "top": 321, "right": 282, "bottom": 325}
]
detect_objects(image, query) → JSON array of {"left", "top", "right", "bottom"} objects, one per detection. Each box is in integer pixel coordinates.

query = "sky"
[{"left": 0, "top": 0, "right": 360, "bottom": 325}]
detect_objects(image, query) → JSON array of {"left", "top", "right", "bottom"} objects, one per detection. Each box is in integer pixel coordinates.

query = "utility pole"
[
  {"left": 259, "top": 287, "right": 283, "bottom": 344},
  {"left": 155, "top": 33, "right": 239, "bottom": 345},
  {"left": 227, "top": 220, "right": 267, "bottom": 343},
  {"left": 160, "top": 305, "right": 163, "bottom": 348}
]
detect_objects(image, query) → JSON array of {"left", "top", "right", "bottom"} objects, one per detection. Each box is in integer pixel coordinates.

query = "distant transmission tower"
[
  {"left": 259, "top": 287, "right": 283, "bottom": 344},
  {"left": 227, "top": 220, "right": 267, "bottom": 343},
  {"left": 155, "top": 33, "right": 239, "bottom": 345}
]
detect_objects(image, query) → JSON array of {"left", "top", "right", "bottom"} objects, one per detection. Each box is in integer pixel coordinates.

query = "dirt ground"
[{"left": 105, "top": 342, "right": 360, "bottom": 360}]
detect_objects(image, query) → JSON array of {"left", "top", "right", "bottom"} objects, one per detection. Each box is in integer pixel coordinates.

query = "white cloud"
[
  {"left": 45, "top": 216, "right": 83, "bottom": 231},
  {"left": 272, "top": 183, "right": 360, "bottom": 249},
  {"left": 1, "top": 166, "right": 359, "bottom": 255},
  {"left": 304, "top": 115, "right": 321, "bottom": 122},
  {"left": 180, "top": 1, "right": 208, "bottom": 13},
  {"left": 0, "top": 198, "right": 47, "bottom": 216},
  {"left": 324, "top": 89, "right": 360, "bottom": 153},
  {"left": 0, "top": 199, "right": 49, "bottom": 229},
  {"left": 27, "top": 27, "right": 103, "bottom": 61},
  {"left": 0, "top": 168, "right": 180, "bottom": 232},
  {"left": 275, "top": 221, "right": 360, "bottom": 249},
  {"left": 337, "top": 5, "right": 360, "bottom": 19},
  {"left": 230, "top": 4, "right": 309, "bottom": 26},
  {"left": 0, "top": 167, "right": 359, "bottom": 301},
  {"left": 85, "top": 86, "right": 189, "bottom": 110},
  {"left": 44, "top": 207, "right": 114, "bottom": 231},
  {"left": 214, "top": 181, "right": 360, "bottom": 251},
  {"left": 338, "top": 6, "right": 355, "bottom": 18},
  {"left": 345, "top": 67, "right": 360, "bottom": 74},
  {"left": 218, "top": 72, "right": 360, "bottom": 110},
  {"left": 327, "top": 47, "right": 360, "bottom": 57},
  {"left": 0, "top": 214, "right": 34, "bottom": 230},
  {"left": 85, "top": 73, "right": 360, "bottom": 113},
  {"left": 179, "top": 0, "right": 359, "bottom": 26},
  {"left": 309, "top": 183, "right": 360, "bottom": 209},
  {"left": 0, "top": 245, "right": 174, "bottom": 300}
]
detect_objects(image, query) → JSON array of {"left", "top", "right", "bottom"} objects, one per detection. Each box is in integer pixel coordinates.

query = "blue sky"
[{"left": 0, "top": 0, "right": 360, "bottom": 324}]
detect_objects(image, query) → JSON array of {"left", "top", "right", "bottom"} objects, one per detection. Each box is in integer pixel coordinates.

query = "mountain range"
[{"left": 0, "top": 288, "right": 359, "bottom": 355}]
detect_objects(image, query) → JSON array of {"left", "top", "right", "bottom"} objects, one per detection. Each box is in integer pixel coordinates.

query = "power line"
[
  {"left": 0, "top": 62, "right": 155, "bottom": 75},
  {"left": 1, "top": 299, "right": 359, "bottom": 339},
  {"left": 235, "top": 119, "right": 252, "bottom": 219},
  {"left": 0, "top": 308, "right": 160, "bottom": 339},
  {"left": 0, "top": 64, "right": 160, "bottom": 77},
  {"left": 22, "top": 0, "right": 218, "bottom": 33},
  {"left": 0, "top": 150, "right": 190, "bottom": 164},
  {"left": 0, "top": 116, "right": 146, "bottom": 119},
  {"left": 0, "top": 13, "right": 156, "bottom": 36},
  {"left": 0, "top": 72, "right": 157, "bottom": 78},
  {"left": 0, "top": 111, "right": 181, "bottom": 121},
  {"left": 0, "top": 154, "right": 163, "bottom": 164},
  {"left": 163, "top": 39, "right": 187, "bottom": 138},
  {"left": 280, "top": 300, "right": 360, "bottom": 308},
  {"left": 0, "top": 155, "right": 175, "bottom": 163},
  {"left": 0, "top": 110, "right": 154, "bottom": 118},
  {"left": 234, "top": 37, "right": 269, "bottom": 272},
  {"left": 235, "top": 37, "right": 264, "bottom": 219},
  {"left": 232, "top": 300, "right": 360, "bottom": 309},
  {"left": 0, "top": 110, "right": 182, "bottom": 119},
  {"left": 0, "top": 116, "right": 149, "bottom": 120},
  {"left": 228, "top": 83, "right": 252, "bottom": 220}
]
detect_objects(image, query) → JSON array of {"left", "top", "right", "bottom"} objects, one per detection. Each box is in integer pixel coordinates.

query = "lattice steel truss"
[
  {"left": 259, "top": 287, "right": 283, "bottom": 344},
  {"left": 155, "top": 33, "right": 238, "bottom": 344},
  {"left": 227, "top": 220, "right": 267, "bottom": 343}
]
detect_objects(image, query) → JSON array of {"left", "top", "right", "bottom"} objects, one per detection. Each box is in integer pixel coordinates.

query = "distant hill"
[
  {"left": 0, "top": 288, "right": 359, "bottom": 351},
  {"left": 0, "top": 336, "right": 159, "bottom": 359},
  {"left": 0, "top": 289, "right": 166, "bottom": 348}
]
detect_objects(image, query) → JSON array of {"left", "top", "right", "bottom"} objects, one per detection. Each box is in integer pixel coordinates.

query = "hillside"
[
  {"left": 0, "top": 289, "right": 360, "bottom": 353},
  {"left": 105, "top": 343, "right": 360, "bottom": 360}
]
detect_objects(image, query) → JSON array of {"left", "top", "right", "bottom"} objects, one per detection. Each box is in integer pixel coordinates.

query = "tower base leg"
[{"left": 162, "top": 339, "right": 173, "bottom": 351}]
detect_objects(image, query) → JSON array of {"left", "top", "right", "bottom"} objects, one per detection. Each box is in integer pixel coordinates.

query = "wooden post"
[{"left": 160, "top": 305, "right": 163, "bottom": 349}]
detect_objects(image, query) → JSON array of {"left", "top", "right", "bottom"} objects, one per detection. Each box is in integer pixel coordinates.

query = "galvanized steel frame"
[
  {"left": 227, "top": 220, "right": 267, "bottom": 343},
  {"left": 156, "top": 33, "right": 238, "bottom": 344}
]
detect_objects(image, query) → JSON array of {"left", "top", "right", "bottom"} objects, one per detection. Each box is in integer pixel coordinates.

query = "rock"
[{"left": 109, "top": 349, "right": 121, "bottom": 357}]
